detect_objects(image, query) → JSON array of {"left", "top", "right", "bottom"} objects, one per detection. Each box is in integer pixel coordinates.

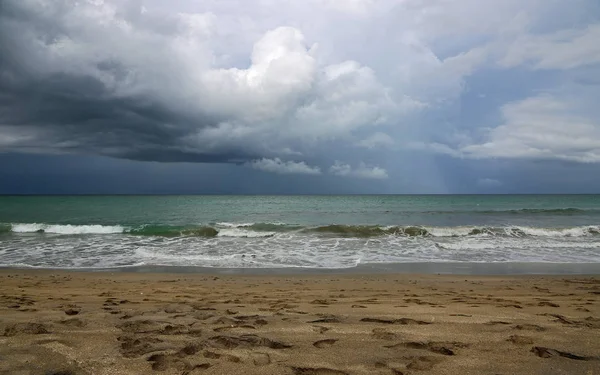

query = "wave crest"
[
  {"left": 306, "top": 225, "right": 430, "bottom": 237},
  {"left": 128, "top": 225, "right": 218, "bottom": 237},
  {"left": 424, "top": 207, "right": 596, "bottom": 215},
  {"left": 2, "top": 222, "right": 599, "bottom": 238},
  {"left": 10, "top": 223, "right": 124, "bottom": 234}
]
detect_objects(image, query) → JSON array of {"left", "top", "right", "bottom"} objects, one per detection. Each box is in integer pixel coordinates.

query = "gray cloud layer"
[
  {"left": 0, "top": 1, "right": 413, "bottom": 174},
  {"left": 1, "top": 0, "right": 600, "bottom": 185}
]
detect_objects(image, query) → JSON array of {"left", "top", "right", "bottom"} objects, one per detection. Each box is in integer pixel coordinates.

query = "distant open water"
[{"left": 1, "top": 195, "right": 600, "bottom": 269}]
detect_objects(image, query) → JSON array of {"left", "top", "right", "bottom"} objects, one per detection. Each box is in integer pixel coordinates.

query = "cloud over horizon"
[
  {"left": 1, "top": 0, "right": 600, "bottom": 193},
  {"left": 329, "top": 161, "right": 389, "bottom": 180},
  {"left": 247, "top": 158, "right": 322, "bottom": 175}
]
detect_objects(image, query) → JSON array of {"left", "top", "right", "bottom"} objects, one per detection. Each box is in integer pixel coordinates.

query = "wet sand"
[{"left": 0, "top": 270, "right": 599, "bottom": 375}]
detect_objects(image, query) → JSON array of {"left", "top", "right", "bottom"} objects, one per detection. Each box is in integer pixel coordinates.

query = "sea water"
[{"left": 1, "top": 195, "right": 599, "bottom": 269}]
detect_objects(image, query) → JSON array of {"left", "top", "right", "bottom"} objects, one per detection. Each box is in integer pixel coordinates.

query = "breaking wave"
[
  {"left": 127, "top": 225, "right": 218, "bottom": 237},
  {"left": 305, "top": 225, "right": 430, "bottom": 237},
  {"left": 420, "top": 208, "right": 599, "bottom": 216},
  {"left": 2, "top": 222, "right": 599, "bottom": 238},
  {"left": 8, "top": 223, "right": 125, "bottom": 234}
]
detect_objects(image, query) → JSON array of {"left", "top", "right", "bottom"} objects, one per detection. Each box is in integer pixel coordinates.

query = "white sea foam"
[
  {"left": 10, "top": 223, "right": 125, "bottom": 234},
  {"left": 513, "top": 226, "right": 599, "bottom": 237},
  {"left": 425, "top": 225, "right": 600, "bottom": 238},
  {"left": 436, "top": 240, "right": 600, "bottom": 251},
  {"left": 215, "top": 222, "right": 255, "bottom": 228},
  {"left": 217, "top": 228, "right": 275, "bottom": 238},
  {"left": 426, "top": 226, "right": 478, "bottom": 237},
  {"left": 2, "top": 222, "right": 600, "bottom": 269},
  {"left": 5, "top": 222, "right": 600, "bottom": 238}
]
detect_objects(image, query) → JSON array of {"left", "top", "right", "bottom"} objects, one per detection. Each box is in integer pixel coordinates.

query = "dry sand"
[{"left": 0, "top": 270, "right": 599, "bottom": 375}]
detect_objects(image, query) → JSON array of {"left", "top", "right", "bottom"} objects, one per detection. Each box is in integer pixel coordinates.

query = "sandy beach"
[{"left": 0, "top": 270, "right": 599, "bottom": 375}]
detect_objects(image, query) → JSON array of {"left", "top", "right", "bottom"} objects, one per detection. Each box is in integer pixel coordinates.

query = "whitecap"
[{"left": 11, "top": 223, "right": 125, "bottom": 234}]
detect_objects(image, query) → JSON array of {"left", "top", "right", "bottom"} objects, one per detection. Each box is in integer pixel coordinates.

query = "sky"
[{"left": 1, "top": 0, "right": 600, "bottom": 194}]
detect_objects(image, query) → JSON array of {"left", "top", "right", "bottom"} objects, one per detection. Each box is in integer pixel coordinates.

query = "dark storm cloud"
[
  {"left": 0, "top": 66, "right": 246, "bottom": 162},
  {"left": 0, "top": 2, "right": 252, "bottom": 163},
  {"left": 0, "top": 0, "right": 407, "bottom": 175}
]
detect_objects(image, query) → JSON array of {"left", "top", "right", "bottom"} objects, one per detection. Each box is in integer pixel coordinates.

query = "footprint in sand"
[
  {"left": 251, "top": 352, "right": 271, "bottom": 366},
  {"left": 405, "top": 356, "right": 443, "bottom": 371},
  {"left": 310, "top": 299, "right": 331, "bottom": 305},
  {"left": 212, "top": 316, "right": 238, "bottom": 325},
  {"left": 225, "top": 354, "right": 242, "bottom": 363},
  {"left": 374, "top": 362, "right": 405, "bottom": 375},
  {"left": 146, "top": 353, "right": 170, "bottom": 371},
  {"left": 513, "top": 324, "right": 546, "bottom": 332},
  {"left": 385, "top": 341, "right": 468, "bottom": 356},
  {"left": 103, "top": 298, "right": 119, "bottom": 307},
  {"left": 203, "top": 350, "right": 221, "bottom": 359},
  {"left": 507, "top": 335, "right": 534, "bottom": 345},
  {"left": 117, "top": 319, "right": 201, "bottom": 336},
  {"left": 193, "top": 311, "right": 215, "bottom": 321},
  {"left": 58, "top": 318, "right": 86, "bottom": 328},
  {"left": 485, "top": 321, "right": 511, "bottom": 326},
  {"left": 177, "top": 343, "right": 202, "bottom": 356},
  {"left": 147, "top": 348, "right": 211, "bottom": 372},
  {"left": 204, "top": 334, "right": 292, "bottom": 349},
  {"left": 213, "top": 324, "right": 256, "bottom": 332},
  {"left": 118, "top": 336, "right": 174, "bottom": 358},
  {"left": 537, "top": 301, "right": 560, "bottom": 307},
  {"left": 291, "top": 367, "right": 349, "bottom": 375},
  {"left": 4, "top": 322, "right": 50, "bottom": 336},
  {"left": 531, "top": 346, "right": 600, "bottom": 361},
  {"left": 313, "top": 339, "right": 338, "bottom": 348},
  {"left": 235, "top": 315, "right": 269, "bottom": 326},
  {"left": 360, "top": 317, "right": 430, "bottom": 325},
  {"left": 64, "top": 308, "right": 80, "bottom": 316},
  {"left": 309, "top": 315, "right": 343, "bottom": 324},
  {"left": 192, "top": 306, "right": 218, "bottom": 312},
  {"left": 313, "top": 326, "right": 329, "bottom": 334},
  {"left": 163, "top": 304, "right": 194, "bottom": 314},
  {"left": 371, "top": 328, "right": 398, "bottom": 341},
  {"left": 375, "top": 356, "right": 443, "bottom": 372}
]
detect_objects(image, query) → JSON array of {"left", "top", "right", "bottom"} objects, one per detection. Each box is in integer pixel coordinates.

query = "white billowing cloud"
[
  {"left": 499, "top": 24, "right": 600, "bottom": 70},
  {"left": 185, "top": 54, "right": 401, "bottom": 155},
  {"left": 458, "top": 95, "right": 600, "bottom": 163},
  {"left": 330, "top": 161, "right": 388, "bottom": 179},
  {"left": 247, "top": 158, "right": 322, "bottom": 175},
  {"left": 200, "top": 27, "right": 317, "bottom": 122},
  {"left": 287, "top": 60, "right": 405, "bottom": 139}
]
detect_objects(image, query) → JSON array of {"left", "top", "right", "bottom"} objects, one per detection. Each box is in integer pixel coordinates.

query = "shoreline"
[{"left": 2, "top": 261, "right": 600, "bottom": 275}]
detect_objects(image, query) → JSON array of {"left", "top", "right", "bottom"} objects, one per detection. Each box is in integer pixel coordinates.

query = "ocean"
[{"left": 0, "top": 195, "right": 599, "bottom": 270}]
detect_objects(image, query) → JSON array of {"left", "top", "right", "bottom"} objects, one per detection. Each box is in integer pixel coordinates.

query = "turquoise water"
[{"left": 1, "top": 195, "right": 599, "bottom": 268}]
